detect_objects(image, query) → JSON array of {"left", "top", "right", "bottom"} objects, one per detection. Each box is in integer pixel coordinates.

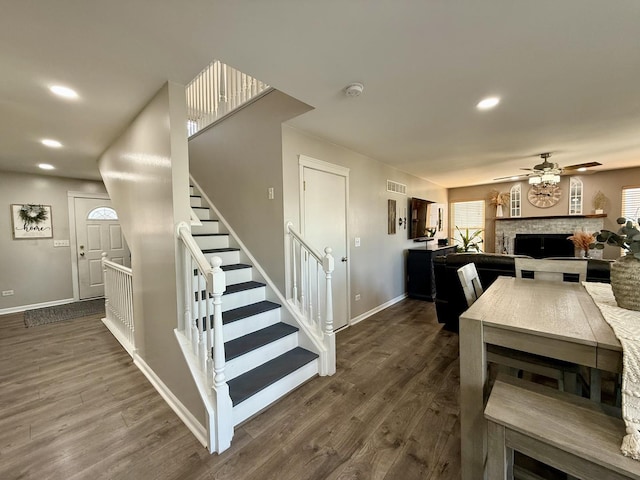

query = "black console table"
[{"left": 407, "top": 245, "right": 457, "bottom": 301}]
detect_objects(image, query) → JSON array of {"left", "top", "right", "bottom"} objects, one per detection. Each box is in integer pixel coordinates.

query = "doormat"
[{"left": 24, "top": 299, "right": 105, "bottom": 328}]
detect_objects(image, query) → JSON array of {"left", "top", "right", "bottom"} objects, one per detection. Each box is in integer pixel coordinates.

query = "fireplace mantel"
[
  {"left": 494, "top": 215, "right": 606, "bottom": 259},
  {"left": 496, "top": 214, "right": 607, "bottom": 221}
]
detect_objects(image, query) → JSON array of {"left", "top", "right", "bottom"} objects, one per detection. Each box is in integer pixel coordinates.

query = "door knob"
[
  {"left": 341, "top": 257, "right": 348, "bottom": 262},
  {"left": 80, "top": 252, "right": 85, "bottom": 257}
]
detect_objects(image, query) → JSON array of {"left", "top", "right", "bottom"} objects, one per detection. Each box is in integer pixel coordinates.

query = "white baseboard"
[
  {"left": 0, "top": 297, "right": 75, "bottom": 316},
  {"left": 133, "top": 354, "right": 208, "bottom": 449},
  {"left": 349, "top": 293, "right": 407, "bottom": 326}
]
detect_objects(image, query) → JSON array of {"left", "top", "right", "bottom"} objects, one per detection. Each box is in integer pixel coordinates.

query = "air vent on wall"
[{"left": 387, "top": 180, "right": 407, "bottom": 195}]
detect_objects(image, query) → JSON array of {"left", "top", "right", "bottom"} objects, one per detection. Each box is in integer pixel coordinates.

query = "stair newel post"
[
  {"left": 102, "top": 252, "right": 109, "bottom": 319},
  {"left": 210, "top": 256, "right": 227, "bottom": 387},
  {"left": 210, "top": 255, "right": 233, "bottom": 452},
  {"left": 285, "top": 222, "right": 298, "bottom": 305},
  {"left": 204, "top": 270, "right": 214, "bottom": 382},
  {"left": 322, "top": 247, "right": 336, "bottom": 375}
]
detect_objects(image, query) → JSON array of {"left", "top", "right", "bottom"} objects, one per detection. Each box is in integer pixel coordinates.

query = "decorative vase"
[
  {"left": 496, "top": 205, "right": 503, "bottom": 218},
  {"left": 610, "top": 255, "right": 640, "bottom": 311}
]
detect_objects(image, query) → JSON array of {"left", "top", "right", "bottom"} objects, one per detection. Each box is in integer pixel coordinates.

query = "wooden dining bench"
[{"left": 484, "top": 375, "right": 639, "bottom": 480}]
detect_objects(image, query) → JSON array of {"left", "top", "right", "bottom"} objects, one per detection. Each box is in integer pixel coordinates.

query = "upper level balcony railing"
[{"left": 186, "top": 60, "right": 270, "bottom": 137}]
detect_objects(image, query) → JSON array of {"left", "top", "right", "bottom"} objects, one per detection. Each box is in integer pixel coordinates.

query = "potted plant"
[
  {"left": 567, "top": 231, "right": 595, "bottom": 258},
  {"left": 453, "top": 226, "right": 483, "bottom": 253},
  {"left": 591, "top": 217, "right": 640, "bottom": 311},
  {"left": 489, "top": 190, "right": 510, "bottom": 218}
]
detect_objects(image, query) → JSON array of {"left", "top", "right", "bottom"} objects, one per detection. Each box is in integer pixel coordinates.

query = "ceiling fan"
[{"left": 494, "top": 153, "right": 602, "bottom": 183}]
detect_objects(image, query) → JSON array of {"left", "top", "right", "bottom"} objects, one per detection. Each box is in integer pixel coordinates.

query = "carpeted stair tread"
[
  {"left": 228, "top": 347, "right": 318, "bottom": 406},
  {"left": 191, "top": 233, "right": 228, "bottom": 237},
  {"left": 191, "top": 207, "right": 209, "bottom": 211},
  {"left": 224, "top": 322, "right": 298, "bottom": 361},
  {"left": 198, "top": 220, "right": 218, "bottom": 223},
  {"left": 190, "top": 195, "right": 201, "bottom": 198},
  {"left": 201, "top": 247, "right": 239, "bottom": 254},
  {"left": 224, "top": 281, "right": 264, "bottom": 295},
  {"left": 222, "top": 300, "right": 281, "bottom": 325}
]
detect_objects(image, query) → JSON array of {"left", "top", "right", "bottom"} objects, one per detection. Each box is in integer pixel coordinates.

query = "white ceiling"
[{"left": 2, "top": 1, "right": 640, "bottom": 188}]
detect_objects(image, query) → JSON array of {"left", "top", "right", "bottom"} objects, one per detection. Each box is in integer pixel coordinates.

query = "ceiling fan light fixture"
[{"left": 529, "top": 176, "right": 541, "bottom": 185}]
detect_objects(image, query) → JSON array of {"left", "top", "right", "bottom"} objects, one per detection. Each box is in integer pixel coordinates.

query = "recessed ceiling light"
[
  {"left": 477, "top": 96, "right": 500, "bottom": 110},
  {"left": 49, "top": 85, "right": 78, "bottom": 99},
  {"left": 510, "top": 176, "right": 520, "bottom": 180},
  {"left": 41, "top": 139, "right": 62, "bottom": 148},
  {"left": 38, "top": 163, "right": 55, "bottom": 170},
  {"left": 577, "top": 167, "right": 587, "bottom": 172}
]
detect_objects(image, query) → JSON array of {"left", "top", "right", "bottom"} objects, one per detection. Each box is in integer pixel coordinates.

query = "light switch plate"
[
  {"left": 54, "top": 239, "right": 70, "bottom": 247},
  {"left": 355, "top": 237, "right": 361, "bottom": 247}
]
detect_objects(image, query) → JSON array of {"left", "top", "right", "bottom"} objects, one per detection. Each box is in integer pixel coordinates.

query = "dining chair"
[
  {"left": 457, "top": 262, "right": 580, "bottom": 394},
  {"left": 514, "top": 258, "right": 588, "bottom": 283}
]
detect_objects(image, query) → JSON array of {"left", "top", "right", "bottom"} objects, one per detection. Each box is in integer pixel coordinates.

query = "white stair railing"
[
  {"left": 102, "top": 253, "right": 135, "bottom": 356},
  {"left": 186, "top": 60, "right": 270, "bottom": 137},
  {"left": 176, "top": 222, "right": 233, "bottom": 453},
  {"left": 285, "top": 222, "right": 336, "bottom": 375}
]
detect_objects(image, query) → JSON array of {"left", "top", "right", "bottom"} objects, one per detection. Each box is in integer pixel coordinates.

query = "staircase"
[{"left": 186, "top": 185, "right": 321, "bottom": 438}]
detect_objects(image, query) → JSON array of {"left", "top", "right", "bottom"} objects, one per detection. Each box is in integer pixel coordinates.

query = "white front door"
[
  {"left": 74, "top": 197, "right": 130, "bottom": 300},
  {"left": 301, "top": 163, "right": 349, "bottom": 330}
]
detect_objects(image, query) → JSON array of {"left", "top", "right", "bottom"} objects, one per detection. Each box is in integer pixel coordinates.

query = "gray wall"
[
  {"left": 0, "top": 170, "right": 106, "bottom": 311},
  {"left": 282, "top": 126, "right": 448, "bottom": 319},
  {"left": 98, "top": 82, "right": 202, "bottom": 421},
  {"left": 188, "top": 90, "right": 312, "bottom": 292}
]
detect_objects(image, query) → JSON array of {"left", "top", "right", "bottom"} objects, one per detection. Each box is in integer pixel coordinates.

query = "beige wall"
[
  {"left": 0, "top": 171, "right": 106, "bottom": 311},
  {"left": 188, "top": 90, "right": 312, "bottom": 292},
  {"left": 448, "top": 166, "right": 640, "bottom": 259},
  {"left": 282, "top": 126, "right": 448, "bottom": 319},
  {"left": 98, "top": 82, "right": 202, "bottom": 421}
]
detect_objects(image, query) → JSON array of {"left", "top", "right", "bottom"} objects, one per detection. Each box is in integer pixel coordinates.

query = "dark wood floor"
[{"left": 0, "top": 299, "right": 461, "bottom": 480}]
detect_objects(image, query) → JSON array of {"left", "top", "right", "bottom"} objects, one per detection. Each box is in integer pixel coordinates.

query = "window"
[
  {"left": 510, "top": 184, "right": 521, "bottom": 218},
  {"left": 87, "top": 207, "right": 118, "bottom": 220},
  {"left": 622, "top": 186, "right": 640, "bottom": 223},
  {"left": 569, "top": 177, "right": 583, "bottom": 215},
  {"left": 450, "top": 200, "right": 485, "bottom": 251}
]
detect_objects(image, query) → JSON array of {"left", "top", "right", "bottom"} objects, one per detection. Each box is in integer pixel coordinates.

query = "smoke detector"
[{"left": 344, "top": 82, "right": 364, "bottom": 97}]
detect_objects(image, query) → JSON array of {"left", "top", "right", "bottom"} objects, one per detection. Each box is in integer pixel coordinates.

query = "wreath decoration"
[{"left": 19, "top": 204, "right": 48, "bottom": 225}]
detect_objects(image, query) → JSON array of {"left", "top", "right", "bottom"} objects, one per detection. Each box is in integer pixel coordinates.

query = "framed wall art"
[
  {"left": 388, "top": 199, "right": 396, "bottom": 234},
  {"left": 11, "top": 204, "right": 53, "bottom": 239}
]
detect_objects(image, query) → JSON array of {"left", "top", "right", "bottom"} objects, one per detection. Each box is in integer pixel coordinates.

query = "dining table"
[{"left": 459, "top": 276, "right": 623, "bottom": 480}]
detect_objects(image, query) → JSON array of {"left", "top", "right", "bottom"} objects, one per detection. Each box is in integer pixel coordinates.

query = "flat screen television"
[{"left": 409, "top": 197, "right": 435, "bottom": 240}]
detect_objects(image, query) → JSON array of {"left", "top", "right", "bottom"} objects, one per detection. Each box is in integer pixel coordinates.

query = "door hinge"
[{"left": 303, "top": 181, "right": 306, "bottom": 191}]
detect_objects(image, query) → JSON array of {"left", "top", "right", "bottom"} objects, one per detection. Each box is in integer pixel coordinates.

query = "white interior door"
[
  {"left": 302, "top": 165, "right": 349, "bottom": 330},
  {"left": 74, "top": 197, "right": 130, "bottom": 300}
]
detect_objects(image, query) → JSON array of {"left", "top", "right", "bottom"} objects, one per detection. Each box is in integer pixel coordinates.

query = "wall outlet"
[
  {"left": 268, "top": 187, "right": 274, "bottom": 200},
  {"left": 355, "top": 294, "right": 361, "bottom": 301},
  {"left": 355, "top": 237, "right": 361, "bottom": 247},
  {"left": 54, "top": 239, "right": 70, "bottom": 247},
  {"left": 2, "top": 290, "right": 14, "bottom": 296}
]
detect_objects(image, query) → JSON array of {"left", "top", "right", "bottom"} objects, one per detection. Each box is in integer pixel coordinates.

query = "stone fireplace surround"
[{"left": 494, "top": 215, "right": 606, "bottom": 259}]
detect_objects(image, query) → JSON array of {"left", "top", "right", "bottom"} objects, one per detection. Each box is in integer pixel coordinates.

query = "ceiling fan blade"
[
  {"left": 563, "top": 161, "right": 602, "bottom": 170},
  {"left": 493, "top": 174, "right": 528, "bottom": 181}
]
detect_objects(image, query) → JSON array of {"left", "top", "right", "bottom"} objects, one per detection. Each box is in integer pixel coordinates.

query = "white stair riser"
[
  {"left": 194, "top": 235, "right": 229, "bottom": 250},
  {"left": 189, "top": 186, "right": 194, "bottom": 195},
  {"left": 190, "top": 196, "right": 202, "bottom": 208},
  {"left": 224, "top": 267, "right": 252, "bottom": 285},
  {"left": 193, "top": 208, "right": 211, "bottom": 220},
  {"left": 232, "top": 360, "right": 318, "bottom": 426},
  {"left": 222, "top": 287, "right": 265, "bottom": 312},
  {"left": 191, "top": 222, "right": 219, "bottom": 235},
  {"left": 226, "top": 333, "right": 299, "bottom": 381},
  {"left": 203, "top": 250, "right": 240, "bottom": 266},
  {"left": 223, "top": 308, "right": 281, "bottom": 342}
]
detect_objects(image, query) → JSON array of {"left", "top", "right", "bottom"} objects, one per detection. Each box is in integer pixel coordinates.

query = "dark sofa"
[{"left": 433, "top": 253, "right": 612, "bottom": 331}]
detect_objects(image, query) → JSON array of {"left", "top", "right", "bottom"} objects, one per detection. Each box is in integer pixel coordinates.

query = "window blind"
[
  {"left": 622, "top": 186, "right": 640, "bottom": 223},
  {"left": 450, "top": 200, "right": 485, "bottom": 248}
]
